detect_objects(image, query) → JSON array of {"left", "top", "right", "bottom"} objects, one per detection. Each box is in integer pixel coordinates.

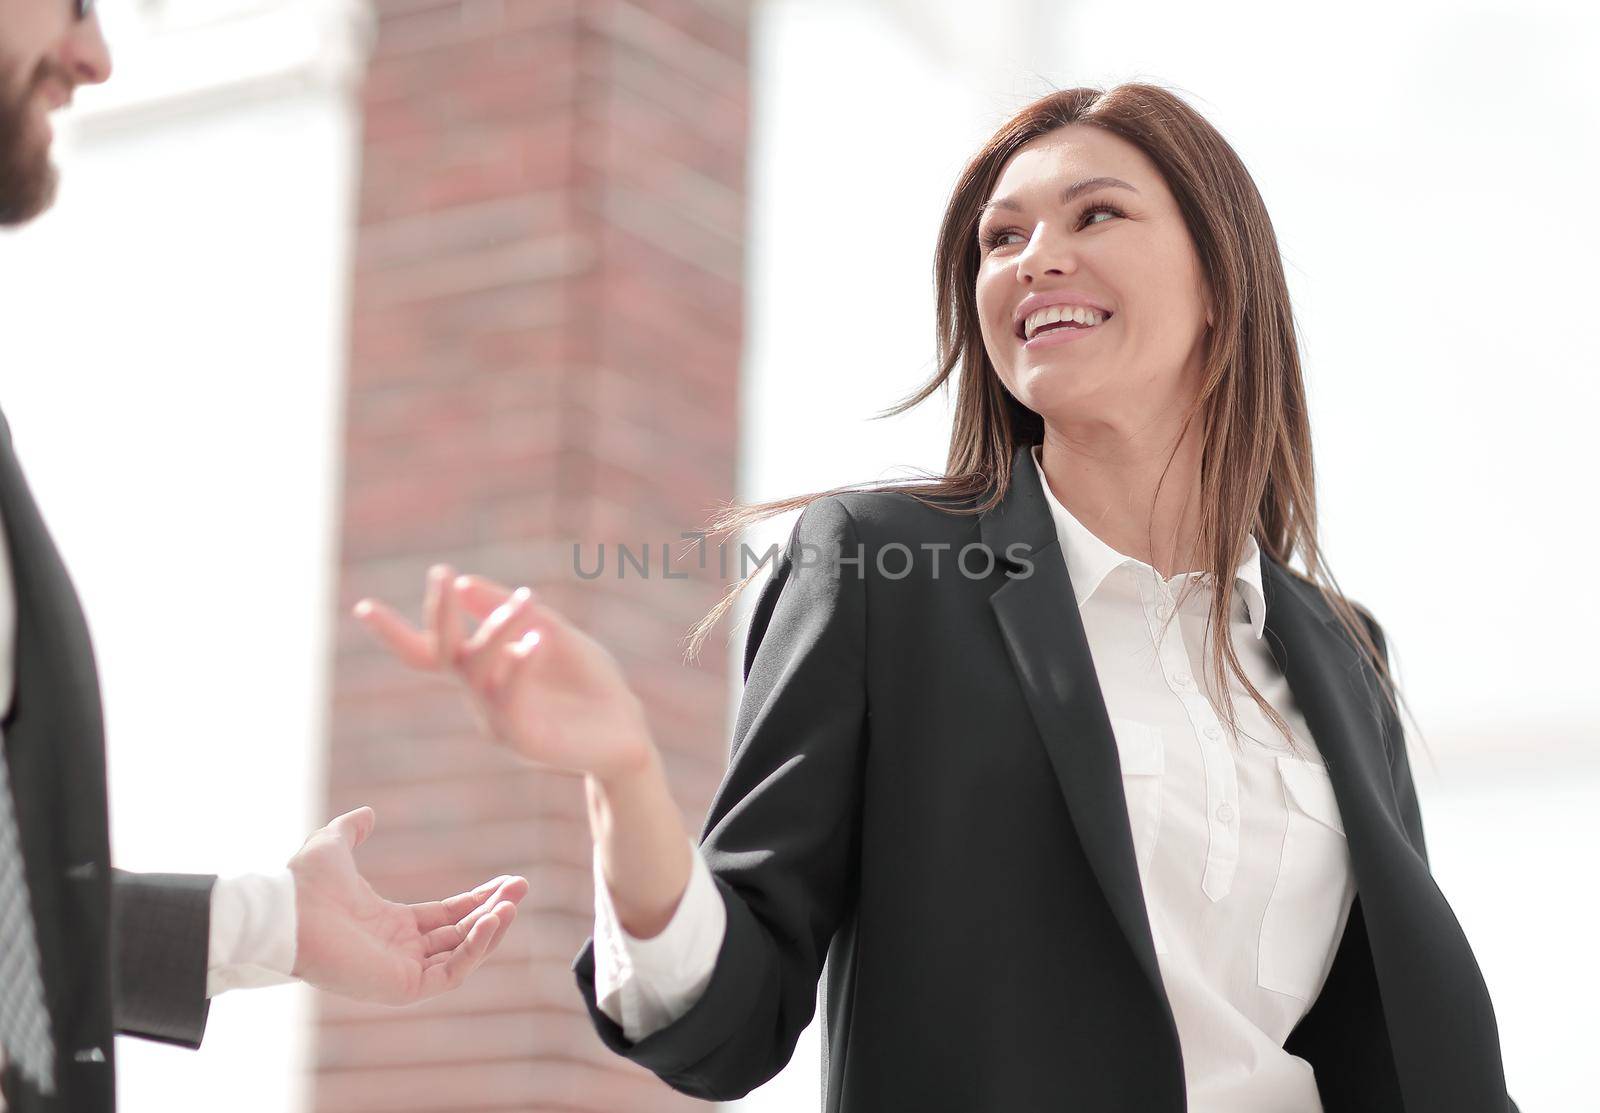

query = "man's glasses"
[{"left": 74, "top": 0, "right": 95, "bottom": 20}]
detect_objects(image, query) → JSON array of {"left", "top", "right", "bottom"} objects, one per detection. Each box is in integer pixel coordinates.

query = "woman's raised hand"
[{"left": 353, "top": 565, "right": 656, "bottom": 784}]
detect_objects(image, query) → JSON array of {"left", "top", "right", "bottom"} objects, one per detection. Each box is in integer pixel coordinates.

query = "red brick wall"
[{"left": 317, "top": 2, "right": 750, "bottom": 1109}]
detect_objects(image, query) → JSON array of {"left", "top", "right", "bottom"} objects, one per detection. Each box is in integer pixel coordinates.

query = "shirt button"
[
  {"left": 1204, "top": 724, "right": 1221, "bottom": 740},
  {"left": 1217, "top": 802, "right": 1234, "bottom": 823},
  {"left": 1174, "top": 672, "right": 1192, "bottom": 687}
]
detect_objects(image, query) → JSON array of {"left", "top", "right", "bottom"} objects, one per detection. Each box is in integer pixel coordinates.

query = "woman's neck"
[{"left": 1036, "top": 415, "right": 1206, "bottom": 580}]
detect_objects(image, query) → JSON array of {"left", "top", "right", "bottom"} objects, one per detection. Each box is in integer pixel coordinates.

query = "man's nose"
[{"left": 62, "top": 14, "right": 114, "bottom": 86}]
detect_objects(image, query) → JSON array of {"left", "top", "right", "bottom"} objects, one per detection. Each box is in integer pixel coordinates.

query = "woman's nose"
[{"left": 1014, "top": 225, "right": 1076, "bottom": 281}]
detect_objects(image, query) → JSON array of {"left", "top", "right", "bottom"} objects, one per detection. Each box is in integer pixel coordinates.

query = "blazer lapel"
[
  {"left": 980, "top": 443, "right": 1171, "bottom": 1011},
  {"left": 980, "top": 440, "right": 1507, "bottom": 1111},
  {"left": 1259, "top": 558, "right": 1511, "bottom": 1112},
  {"left": 0, "top": 407, "right": 114, "bottom": 1057}
]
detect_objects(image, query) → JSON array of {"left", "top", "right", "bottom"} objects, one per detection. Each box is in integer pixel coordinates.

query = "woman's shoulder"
[{"left": 819, "top": 486, "right": 985, "bottom": 541}]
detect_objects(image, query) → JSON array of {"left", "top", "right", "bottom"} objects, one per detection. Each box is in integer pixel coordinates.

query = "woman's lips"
[{"left": 1022, "top": 317, "right": 1110, "bottom": 351}]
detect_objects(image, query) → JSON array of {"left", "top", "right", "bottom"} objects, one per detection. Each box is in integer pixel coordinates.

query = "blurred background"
[{"left": 1, "top": 0, "right": 1595, "bottom": 1110}]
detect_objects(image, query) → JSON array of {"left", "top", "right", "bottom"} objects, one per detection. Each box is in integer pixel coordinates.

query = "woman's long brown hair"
[{"left": 683, "top": 80, "right": 1426, "bottom": 767}]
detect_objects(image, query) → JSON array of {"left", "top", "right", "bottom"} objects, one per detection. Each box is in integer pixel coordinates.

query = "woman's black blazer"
[{"left": 572, "top": 441, "right": 1519, "bottom": 1113}]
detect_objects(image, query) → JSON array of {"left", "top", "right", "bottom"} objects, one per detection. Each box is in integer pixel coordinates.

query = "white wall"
[
  {"left": 0, "top": 2, "right": 368, "bottom": 1111},
  {"left": 733, "top": 1, "right": 1599, "bottom": 1109}
]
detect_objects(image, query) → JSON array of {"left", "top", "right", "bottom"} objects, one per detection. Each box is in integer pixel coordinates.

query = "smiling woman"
[
  {"left": 558, "top": 81, "right": 1520, "bottom": 1113},
  {"left": 688, "top": 82, "right": 1386, "bottom": 760},
  {"left": 974, "top": 132, "right": 1212, "bottom": 405},
  {"left": 375, "top": 80, "right": 1522, "bottom": 1113}
]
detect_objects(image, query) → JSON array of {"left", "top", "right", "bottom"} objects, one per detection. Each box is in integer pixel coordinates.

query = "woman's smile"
[{"left": 1021, "top": 312, "right": 1113, "bottom": 352}]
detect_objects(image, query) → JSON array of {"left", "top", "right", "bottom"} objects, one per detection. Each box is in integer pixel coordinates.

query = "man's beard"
[{"left": 0, "top": 58, "right": 60, "bottom": 226}]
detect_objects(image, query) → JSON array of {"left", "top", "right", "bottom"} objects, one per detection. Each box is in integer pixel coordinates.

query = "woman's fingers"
[
  {"left": 461, "top": 588, "right": 538, "bottom": 656},
  {"left": 357, "top": 565, "right": 563, "bottom": 704},
  {"left": 352, "top": 597, "right": 437, "bottom": 671},
  {"left": 491, "top": 626, "right": 547, "bottom": 694},
  {"left": 456, "top": 589, "right": 541, "bottom": 687},
  {"left": 454, "top": 574, "right": 516, "bottom": 620},
  {"left": 353, "top": 568, "right": 542, "bottom": 681},
  {"left": 460, "top": 585, "right": 570, "bottom": 698},
  {"left": 421, "top": 564, "right": 446, "bottom": 659},
  {"left": 424, "top": 564, "right": 468, "bottom": 667}
]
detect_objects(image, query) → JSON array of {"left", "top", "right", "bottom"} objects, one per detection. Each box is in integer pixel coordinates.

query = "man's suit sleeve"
[
  {"left": 110, "top": 869, "right": 216, "bottom": 1048},
  {"left": 571, "top": 495, "right": 869, "bottom": 1101}
]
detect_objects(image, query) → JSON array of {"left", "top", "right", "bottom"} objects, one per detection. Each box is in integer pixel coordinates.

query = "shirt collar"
[{"left": 1029, "top": 443, "right": 1266, "bottom": 640}]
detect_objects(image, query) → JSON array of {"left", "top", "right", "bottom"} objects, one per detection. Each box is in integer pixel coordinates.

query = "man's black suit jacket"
[
  {"left": 0, "top": 409, "right": 214, "bottom": 1113},
  {"left": 573, "top": 441, "right": 1520, "bottom": 1113}
]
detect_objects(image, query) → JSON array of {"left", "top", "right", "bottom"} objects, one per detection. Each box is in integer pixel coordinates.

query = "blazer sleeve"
[
  {"left": 1357, "top": 607, "right": 1522, "bottom": 1113},
  {"left": 1352, "top": 604, "right": 1428, "bottom": 865},
  {"left": 110, "top": 868, "right": 216, "bottom": 1048},
  {"left": 571, "top": 495, "right": 869, "bottom": 1101}
]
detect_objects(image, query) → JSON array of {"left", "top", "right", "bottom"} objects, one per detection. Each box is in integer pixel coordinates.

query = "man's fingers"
[
  {"left": 420, "top": 896, "right": 496, "bottom": 956},
  {"left": 490, "top": 875, "right": 530, "bottom": 906},
  {"left": 412, "top": 875, "right": 528, "bottom": 940},
  {"left": 422, "top": 900, "right": 517, "bottom": 971},
  {"left": 352, "top": 598, "right": 436, "bottom": 671},
  {"left": 479, "top": 900, "right": 516, "bottom": 955},
  {"left": 410, "top": 875, "right": 507, "bottom": 934},
  {"left": 419, "top": 902, "right": 513, "bottom": 995},
  {"left": 327, "top": 806, "right": 376, "bottom": 850}
]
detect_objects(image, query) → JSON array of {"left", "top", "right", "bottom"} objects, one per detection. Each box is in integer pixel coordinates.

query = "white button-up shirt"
[{"left": 593, "top": 442, "right": 1358, "bottom": 1112}]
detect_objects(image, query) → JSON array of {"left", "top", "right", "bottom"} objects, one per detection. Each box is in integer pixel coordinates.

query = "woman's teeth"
[{"left": 1023, "top": 304, "right": 1108, "bottom": 341}]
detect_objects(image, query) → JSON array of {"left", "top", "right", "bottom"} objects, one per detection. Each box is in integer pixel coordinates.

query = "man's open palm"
[{"left": 288, "top": 806, "right": 529, "bottom": 1005}]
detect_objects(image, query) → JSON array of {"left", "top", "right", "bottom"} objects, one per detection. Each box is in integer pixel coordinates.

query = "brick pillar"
[{"left": 316, "top": 2, "right": 750, "bottom": 1109}]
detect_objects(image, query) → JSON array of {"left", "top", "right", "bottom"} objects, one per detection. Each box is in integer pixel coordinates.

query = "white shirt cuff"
[
  {"left": 207, "top": 868, "right": 299, "bottom": 996},
  {"left": 592, "top": 833, "right": 726, "bottom": 1039}
]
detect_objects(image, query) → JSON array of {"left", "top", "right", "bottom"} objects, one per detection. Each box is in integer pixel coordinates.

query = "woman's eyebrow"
[{"left": 979, "top": 176, "right": 1140, "bottom": 218}]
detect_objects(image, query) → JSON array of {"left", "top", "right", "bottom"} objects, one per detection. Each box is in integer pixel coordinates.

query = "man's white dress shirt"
[
  {"left": 592, "top": 442, "right": 1359, "bottom": 1113},
  {"left": 0, "top": 507, "right": 297, "bottom": 1098}
]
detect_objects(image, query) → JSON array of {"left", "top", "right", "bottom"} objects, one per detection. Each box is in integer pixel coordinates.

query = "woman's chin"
[
  {"left": 1014, "top": 367, "right": 1103, "bottom": 413},
  {"left": 1018, "top": 353, "right": 1100, "bottom": 388}
]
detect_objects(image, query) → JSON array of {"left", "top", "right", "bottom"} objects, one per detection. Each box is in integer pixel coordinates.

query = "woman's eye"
[
  {"left": 979, "top": 202, "right": 1124, "bottom": 252},
  {"left": 1078, "top": 201, "right": 1125, "bottom": 226}
]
